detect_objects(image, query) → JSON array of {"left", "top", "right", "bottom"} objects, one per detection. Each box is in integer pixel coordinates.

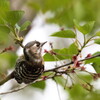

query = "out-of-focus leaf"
[
  {"left": 6, "top": 11, "right": 24, "bottom": 25},
  {"left": 85, "top": 52, "right": 100, "bottom": 73},
  {"left": 92, "top": 63, "right": 100, "bottom": 73},
  {"left": 0, "top": 0, "right": 9, "bottom": 24},
  {"left": 54, "top": 76, "right": 66, "bottom": 87},
  {"left": 50, "top": 30, "right": 76, "bottom": 38},
  {"left": 68, "top": 84, "right": 89, "bottom": 100},
  {"left": 0, "top": 26, "right": 10, "bottom": 43},
  {"left": 77, "top": 74, "right": 92, "bottom": 83},
  {"left": 0, "top": 0, "right": 10, "bottom": 18},
  {"left": 0, "top": 53, "right": 17, "bottom": 73},
  {"left": 20, "top": 21, "right": 31, "bottom": 31},
  {"left": 31, "top": 81, "right": 46, "bottom": 90},
  {"left": 94, "top": 39, "right": 100, "bottom": 44},
  {"left": 68, "top": 84, "right": 100, "bottom": 100},
  {"left": 0, "top": 26, "right": 10, "bottom": 34},
  {"left": 27, "top": 2, "right": 41, "bottom": 11},
  {"left": 96, "top": 31, "right": 100, "bottom": 36},
  {"left": 74, "top": 19, "right": 95, "bottom": 34}
]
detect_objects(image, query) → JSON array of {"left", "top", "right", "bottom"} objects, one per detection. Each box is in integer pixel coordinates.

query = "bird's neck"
[{"left": 25, "top": 54, "right": 43, "bottom": 65}]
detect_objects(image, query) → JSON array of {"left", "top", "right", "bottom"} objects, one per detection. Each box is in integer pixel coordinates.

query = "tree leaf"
[
  {"left": 31, "top": 80, "right": 46, "bottom": 90},
  {"left": 0, "top": 25, "right": 10, "bottom": 34},
  {"left": 43, "top": 53, "right": 56, "bottom": 61},
  {"left": 50, "top": 30, "right": 76, "bottom": 38},
  {"left": 58, "top": 48, "right": 70, "bottom": 59},
  {"left": 0, "top": 53, "right": 17, "bottom": 71},
  {"left": 6, "top": 11, "right": 24, "bottom": 25},
  {"left": 43, "top": 44, "right": 78, "bottom": 62},
  {"left": 20, "top": 21, "right": 31, "bottom": 31},
  {"left": 85, "top": 52, "right": 100, "bottom": 73},
  {"left": 96, "top": 31, "right": 100, "bottom": 36},
  {"left": 68, "top": 43, "right": 78, "bottom": 58},
  {"left": 54, "top": 76, "right": 66, "bottom": 87},
  {"left": 27, "top": 2, "right": 41, "bottom": 11},
  {"left": 94, "top": 39, "right": 100, "bottom": 44},
  {"left": 0, "top": 0, "right": 10, "bottom": 19},
  {"left": 43, "top": 49, "right": 63, "bottom": 61},
  {"left": 74, "top": 19, "right": 95, "bottom": 34},
  {"left": 0, "top": 26, "right": 10, "bottom": 43},
  {"left": 43, "top": 49, "right": 70, "bottom": 61}
]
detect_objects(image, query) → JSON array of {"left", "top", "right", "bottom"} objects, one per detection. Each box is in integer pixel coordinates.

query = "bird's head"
[{"left": 24, "top": 41, "right": 46, "bottom": 62}]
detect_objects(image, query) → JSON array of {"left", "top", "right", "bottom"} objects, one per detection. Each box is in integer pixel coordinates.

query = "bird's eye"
[
  {"left": 33, "top": 43, "right": 40, "bottom": 47},
  {"left": 36, "top": 44, "right": 39, "bottom": 47}
]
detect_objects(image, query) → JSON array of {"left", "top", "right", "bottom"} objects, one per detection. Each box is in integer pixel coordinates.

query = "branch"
[
  {"left": 0, "top": 75, "right": 56, "bottom": 95},
  {"left": 0, "top": 72, "right": 14, "bottom": 86},
  {"left": 44, "top": 54, "right": 100, "bottom": 72}
]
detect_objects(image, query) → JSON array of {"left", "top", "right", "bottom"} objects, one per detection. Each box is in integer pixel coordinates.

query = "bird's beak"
[{"left": 40, "top": 41, "right": 47, "bottom": 47}]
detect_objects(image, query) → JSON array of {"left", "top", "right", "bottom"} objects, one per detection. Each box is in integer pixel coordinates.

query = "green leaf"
[
  {"left": 96, "top": 31, "right": 100, "bottom": 36},
  {"left": 27, "top": 2, "right": 41, "bottom": 11},
  {"left": 77, "top": 74, "right": 92, "bottom": 83},
  {"left": 6, "top": 11, "right": 24, "bottom": 25},
  {"left": 74, "top": 19, "right": 95, "bottom": 34},
  {"left": 68, "top": 84, "right": 100, "bottom": 100},
  {"left": 43, "top": 53, "right": 56, "bottom": 61},
  {"left": 43, "top": 43, "right": 78, "bottom": 62},
  {"left": 94, "top": 39, "right": 100, "bottom": 44},
  {"left": 51, "top": 30, "right": 76, "bottom": 38},
  {"left": 0, "top": 0, "right": 10, "bottom": 19},
  {"left": 0, "top": 25, "right": 10, "bottom": 34},
  {"left": 43, "top": 49, "right": 63, "bottom": 61},
  {"left": 43, "top": 49, "right": 70, "bottom": 61},
  {"left": 85, "top": 52, "right": 100, "bottom": 73},
  {"left": 20, "top": 21, "right": 31, "bottom": 31},
  {"left": 68, "top": 43, "right": 78, "bottom": 58},
  {"left": 68, "top": 84, "right": 88, "bottom": 100},
  {"left": 54, "top": 76, "right": 66, "bottom": 87},
  {"left": 31, "top": 81, "right": 46, "bottom": 90},
  {"left": 58, "top": 48, "right": 70, "bottom": 59},
  {"left": 0, "top": 53, "right": 17, "bottom": 71},
  {"left": 0, "top": 25, "right": 10, "bottom": 43}
]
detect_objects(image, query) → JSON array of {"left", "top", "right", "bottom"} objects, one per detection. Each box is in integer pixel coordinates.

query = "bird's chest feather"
[{"left": 14, "top": 58, "right": 44, "bottom": 84}]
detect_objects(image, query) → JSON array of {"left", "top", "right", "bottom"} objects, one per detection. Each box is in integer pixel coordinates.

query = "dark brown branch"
[
  {"left": 0, "top": 71, "right": 14, "bottom": 86},
  {"left": 44, "top": 54, "right": 100, "bottom": 72}
]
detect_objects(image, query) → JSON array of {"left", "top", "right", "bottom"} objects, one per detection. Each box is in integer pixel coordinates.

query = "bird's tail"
[{"left": 0, "top": 71, "right": 14, "bottom": 86}]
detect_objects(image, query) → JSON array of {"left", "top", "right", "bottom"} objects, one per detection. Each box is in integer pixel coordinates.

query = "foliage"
[
  {"left": 0, "top": 0, "right": 100, "bottom": 99},
  {"left": 27, "top": 0, "right": 100, "bottom": 28}
]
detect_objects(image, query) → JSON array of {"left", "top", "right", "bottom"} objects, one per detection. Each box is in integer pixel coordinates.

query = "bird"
[
  {"left": 14, "top": 40, "right": 46, "bottom": 84},
  {"left": 0, "top": 40, "right": 46, "bottom": 85}
]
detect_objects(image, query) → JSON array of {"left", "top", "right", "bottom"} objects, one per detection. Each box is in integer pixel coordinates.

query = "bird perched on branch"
[{"left": 0, "top": 41, "right": 46, "bottom": 85}]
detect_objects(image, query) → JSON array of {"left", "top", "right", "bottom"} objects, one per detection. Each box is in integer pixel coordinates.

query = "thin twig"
[
  {"left": 44, "top": 54, "right": 100, "bottom": 72},
  {"left": 0, "top": 75, "right": 56, "bottom": 95}
]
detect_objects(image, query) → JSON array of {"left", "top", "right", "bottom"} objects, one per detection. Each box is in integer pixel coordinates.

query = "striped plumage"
[{"left": 14, "top": 41, "right": 46, "bottom": 84}]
